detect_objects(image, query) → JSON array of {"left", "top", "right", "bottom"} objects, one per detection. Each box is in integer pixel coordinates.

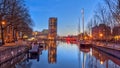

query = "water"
[{"left": 1, "top": 41, "right": 120, "bottom": 68}]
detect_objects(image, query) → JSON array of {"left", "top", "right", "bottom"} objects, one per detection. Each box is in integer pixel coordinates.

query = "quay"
[
  {"left": 0, "top": 53, "right": 27, "bottom": 68},
  {"left": 0, "top": 45, "right": 29, "bottom": 64},
  {"left": 92, "top": 45, "right": 120, "bottom": 59},
  {"left": 92, "top": 48, "right": 120, "bottom": 66},
  {"left": 78, "top": 40, "right": 120, "bottom": 59},
  {"left": 91, "top": 41, "right": 120, "bottom": 59}
]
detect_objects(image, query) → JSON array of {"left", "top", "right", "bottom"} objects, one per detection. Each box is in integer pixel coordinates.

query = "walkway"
[{"left": 91, "top": 41, "right": 120, "bottom": 50}]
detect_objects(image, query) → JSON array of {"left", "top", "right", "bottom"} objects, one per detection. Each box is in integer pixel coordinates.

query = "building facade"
[
  {"left": 92, "top": 25, "right": 98, "bottom": 40},
  {"left": 48, "top": 17, "right": 57, "bottom": 40},
  {"left": 113, "top": 26, "right": 120, "bottom": 36},
  {"left": 112, "top": 26, "right": 120, "bottom": 41},
  {"left": 92, "top": 24, "right": 111, "bottom": 40},
  {"left": 39, "top": 29, "right": 49, "bottom": 40}
]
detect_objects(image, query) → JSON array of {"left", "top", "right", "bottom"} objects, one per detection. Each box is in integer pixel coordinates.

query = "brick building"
[{"left": 92, "top": 24, "right": 111, "bottom": 40}]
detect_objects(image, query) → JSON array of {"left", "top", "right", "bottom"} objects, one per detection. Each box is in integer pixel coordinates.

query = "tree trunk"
[{"left": 1, "top": 26, "right": 4, "bottom": 45}]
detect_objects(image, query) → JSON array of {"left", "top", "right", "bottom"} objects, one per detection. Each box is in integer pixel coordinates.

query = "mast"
[
  {"left": 78, "top": 18, "right": 81, "bottom": 41},
  {"left": 78, "top": 18, "right": 80, "bottom": 34},
  {"left": 81, "top": 8, "right": 84, "bottom": 40}
]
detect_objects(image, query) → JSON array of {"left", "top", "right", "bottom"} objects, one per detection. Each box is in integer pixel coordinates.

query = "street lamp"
[
  {"left": 1, "top": 20, "right": 6, "bottom": 45},
  {"left": 99, "top": 33, "right": 103, "bottom": 37},
  {"left": 2, "top": 20, "right": 6, "bottom": 25},
  {"left": 99, "top": 33, "right": 103, "bottom": 41}
]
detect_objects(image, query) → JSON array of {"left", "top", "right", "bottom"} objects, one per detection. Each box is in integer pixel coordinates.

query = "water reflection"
[
  {"left": 91, "top": 48, "right": 120, "bottom": 68},
  {"left": 79, "top": 47, "right": 90, "bottom": 68},
  {"left": 78, "top": 45, "right": 120, "bottom": 68},
  {"left": 16, "top": 61, "right": 32, "bottom": 68},
  {"left": 27, "top": 53, "right": 40, "bottom": 62},
  {"left": 79, "top": 45, "right": 90, "bottom": 53},
  {"left": 0, "top": 53, "right": 27, "bottom": 68},
  {"left": 1, "top": 41, "right": 120, "bottom": 68},
  {"left": 47, "top": 40, "right": 57, "bottom": 64}
]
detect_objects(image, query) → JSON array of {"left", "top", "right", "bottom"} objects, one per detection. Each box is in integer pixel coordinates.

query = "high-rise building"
[{"left": 48, "top": 17, "right": 57, "bottom": 40}]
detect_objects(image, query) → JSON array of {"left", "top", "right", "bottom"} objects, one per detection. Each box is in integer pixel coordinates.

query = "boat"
[
  {"left": 79, "top": 41, "right": 91, "bottom": 53},
  {"left": 79, "top": 8, "right": 91, "bottom": 48}
]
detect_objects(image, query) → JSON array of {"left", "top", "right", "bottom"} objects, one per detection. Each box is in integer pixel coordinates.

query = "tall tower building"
[{"left": 48, "top": 17, "right": 57, "bottom": 40}]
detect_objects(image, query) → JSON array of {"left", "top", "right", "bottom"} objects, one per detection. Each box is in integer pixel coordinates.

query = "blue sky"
[{"left": 25, "top": 0, "right": 101, "bottom": 36}]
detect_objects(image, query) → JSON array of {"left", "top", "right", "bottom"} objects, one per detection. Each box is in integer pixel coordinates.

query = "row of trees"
[
  {"left": 87, "top": 0, "right": 120, "bottom": 35},
  {"left": 0, "top": 0, "right": 34, "bottom": 45}
]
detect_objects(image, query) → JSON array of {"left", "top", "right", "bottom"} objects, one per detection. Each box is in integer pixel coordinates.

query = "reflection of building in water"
[
  {"left": 89, "top": 48, "right": 120, "bottom": 68},
  {"left": 48, "top": 40, "right": 57, "bottom": 64},
  {"left": 82, "top": 53, "right": 86, "bottom": 68},
  {"left": 1, "top": 54, "right": 28, "bottom": 68},
  {"left": 48, "top": 17, "right": 57, "bottom": 40},
  {"left": 78, "top": 48, "right": 120, "bottom": 68},
  {"left": 79, "top": 45, "right": 90, "bottom": 53},
  {"left": 92, "top": 48, "right": 107, "bottom": 64}
]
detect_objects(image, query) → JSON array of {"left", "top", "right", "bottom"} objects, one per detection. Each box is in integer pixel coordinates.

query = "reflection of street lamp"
[
  {"left": 89, "top": 35, "right": 92, "bottom": 40},
  {"left": 1, "top": 20, "right": 6, "bottom": 45},
  {"left": 100, "top": 60, "right": 104, "bottom": 65}
]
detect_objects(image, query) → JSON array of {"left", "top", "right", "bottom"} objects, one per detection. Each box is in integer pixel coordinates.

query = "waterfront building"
[
  {"left": 92, "top": 24, "right": 111, "bottom": 40},
  {"left": 32, "top": 30, "right": 49, "bottom": 40},
  {"left": 112, "top": 26, "right": 120, "bottom": 40},
  {"left": 39, "top": 29, "right": 49, "bottom": 40},
  {"left": 48, "top": 17, "right": 57, "bottom": 40},
  {"left": 113, "top": 26, "right": 120, "bottom": 36},
  {"left": 92, "top": 25, "right": 98, "bottom": 40}
]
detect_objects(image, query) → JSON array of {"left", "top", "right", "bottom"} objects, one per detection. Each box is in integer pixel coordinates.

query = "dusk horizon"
[
  {"left": 26, "top": 0, "right": 101, "bottom": 36},
  {"left": 1, "top": 0, "right": 120, "bottom": 68}
]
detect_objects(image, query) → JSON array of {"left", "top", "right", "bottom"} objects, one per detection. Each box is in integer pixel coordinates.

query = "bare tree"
[
  {"left": 0, "top": 0, "right": 34, "bottom": 44},
  {"left": 94, "top": 3, "right": 108, "bottom": 25},
  {"left": 87, "top": 19, "right": 93, "bottom": 35},
  {"left": 105, "top": 0, "right": 120, "bottom": 24}
]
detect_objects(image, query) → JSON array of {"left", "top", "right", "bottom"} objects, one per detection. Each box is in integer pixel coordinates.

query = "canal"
[{"left": 1, "top": 41, "right": 120, "bottom": 68}]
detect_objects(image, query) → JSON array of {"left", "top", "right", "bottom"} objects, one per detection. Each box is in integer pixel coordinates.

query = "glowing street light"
[
  {"left": 99, "top": 33, "right": 103, "bottom": 37},
  {"left": 1, "top": 20, "right": 6, "bottom": 45},
  {"left": 2, "top": 20, "right": 6, "bottom": 25},
  {"left": 99, "top": 33, "right": 103, "bottom": 41}
]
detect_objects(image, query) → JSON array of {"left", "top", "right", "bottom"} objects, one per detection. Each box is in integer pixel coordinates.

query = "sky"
[{"left": 25, "top": 0, "right": 101, "bottom": 36}]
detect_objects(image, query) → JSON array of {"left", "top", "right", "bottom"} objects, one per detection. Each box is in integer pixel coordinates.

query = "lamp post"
[
  {"left": 1, "top": 20, "right": 6, "bottom": 45},
  {"left": 99, "top": 33, "right": 103, "bottom": 41}
]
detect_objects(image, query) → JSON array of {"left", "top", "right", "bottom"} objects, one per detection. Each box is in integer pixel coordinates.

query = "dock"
[
  {"left": 29, "top": 45, "right": 39, "bottom": 54},
  {"left": 28, "top": 45, "right": 40, "bottom": 61}
]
